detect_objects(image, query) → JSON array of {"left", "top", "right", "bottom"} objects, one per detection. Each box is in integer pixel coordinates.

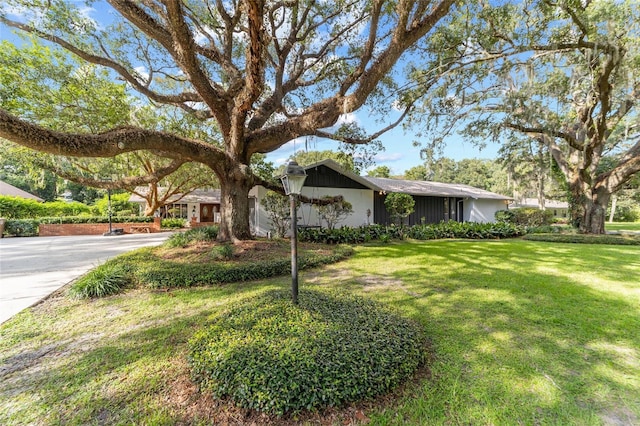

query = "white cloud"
[
  {"left": 336, "top": 113, "right": 358, "bottom": 125},
  {"left": 134, "top": 66, "right": 149, "bottom": 82},
  {"left": 374, "top": 153, "right": 403, "bottom": 162}
]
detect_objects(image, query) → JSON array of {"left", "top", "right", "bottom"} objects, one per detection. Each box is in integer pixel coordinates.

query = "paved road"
[{"left": 0, "top": 233, "right": 172, "bottom": 324}]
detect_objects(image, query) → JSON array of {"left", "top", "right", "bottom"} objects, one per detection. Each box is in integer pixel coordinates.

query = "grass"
[
  {"left": 1, "top": 239, "right": 639, "bottom": 425},
  {"left": 606, "top": 221, "right": 640, "bottom": 233}
]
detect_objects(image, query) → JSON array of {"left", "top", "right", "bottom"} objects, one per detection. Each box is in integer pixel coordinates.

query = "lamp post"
[
  {"left": 102, "top": 176, "right": 119, "bottom": 236},
  {"left": 107, "top": 186, "right": 113, "bottom": 234},
  {"left": 280, "top": 160, "right": 307, "bottom": 304}
]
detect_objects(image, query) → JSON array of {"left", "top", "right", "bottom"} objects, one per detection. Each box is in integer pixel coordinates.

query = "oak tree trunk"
[
  {"left": 569, "top": 178, "right": 610, "bottom": 234},
  {"left": 217, "top": 164, "right": 254, "bottom": 242}
]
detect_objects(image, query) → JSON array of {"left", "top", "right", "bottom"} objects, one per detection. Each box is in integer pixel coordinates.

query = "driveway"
[{"left": 0, "top": 232, "right": 172, "bottom": 324}]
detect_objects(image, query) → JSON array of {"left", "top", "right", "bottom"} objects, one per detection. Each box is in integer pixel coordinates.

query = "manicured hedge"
[
  {"left": 37, "top": 216, "right": 153, "bottom": 224},
  {"left": 138, "top": 244, "right": 353, "bottom": 289},
  {"left": 188, "top": 289, "right": 428, "bottom": 415},
  {"left": 68, "top": 243, "right": 353, "bottom": 297},
  {"left": 2, "top": 216, "right": 155, "bottom": 236},
  {"left": 495, "top": 208, "right": 554, "bottom": 227},
  {"left": 0, "top": 196, "right": 92, "bottom": 218},
  {"left": 3, "top": 219, "right": 40, "bottom": 237},
  {"left": 299, "top": 221, "right": 525, "bottom": 244}
]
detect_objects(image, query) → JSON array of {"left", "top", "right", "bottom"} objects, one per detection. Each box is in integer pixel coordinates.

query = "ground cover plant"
[
  {"left": 1, "top": 239, "right": 638, "bottom": 424},
  {"left": 188, "top": 289, "right": 428, "bottom": 415},
  {"left": 69, "top": 230, "right": 353, "bottom": 296}
]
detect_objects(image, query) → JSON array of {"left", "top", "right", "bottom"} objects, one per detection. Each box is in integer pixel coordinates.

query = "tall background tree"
[
  {"left": 0, "top": 38, "right": 218, "bottom": 207},
  {"left": 408, "top": 0, "right": 640, "bottom": 233},
  {"left": 0, "top": 0, "right": 457, "bottom": 241}
]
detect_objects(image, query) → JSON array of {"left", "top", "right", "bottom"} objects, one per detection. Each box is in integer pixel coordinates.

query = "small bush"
[
  {"left": 164, "top": 226, "right": 219, "bottom": 248},
  {"left": 4, "top": 219, "right": 39, "bottom": 237},
  {"left": 211, "top": 244, "right": 234, "bottom": 260},
  {"left": 69, "top": 262, "right": 132, "bottom": 298},
  {"left": 496, "top": 208, "right": 554, "bottom": 227},
  {"left": 188, "top": 289, "right": 428, "bottom": 415},
  {"left": 161, "top": 218, "right": 187, "bottom": 229}
]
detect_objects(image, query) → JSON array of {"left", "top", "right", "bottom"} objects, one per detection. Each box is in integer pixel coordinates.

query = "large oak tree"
[
  {"left": 408, "top": 0, "right": 640, "bottom": 233},
  {"left": 0, "top": 0, "right": 456, "bottom": 241}
]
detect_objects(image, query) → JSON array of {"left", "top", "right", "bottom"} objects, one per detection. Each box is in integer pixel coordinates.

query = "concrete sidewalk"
[{"left": 0, "top": 233, "right": 172, "bottom": 324}]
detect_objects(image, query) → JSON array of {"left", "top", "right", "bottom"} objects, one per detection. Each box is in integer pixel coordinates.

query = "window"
[{"left": 161, "top": 203, "right": 188, "bottom": 218}]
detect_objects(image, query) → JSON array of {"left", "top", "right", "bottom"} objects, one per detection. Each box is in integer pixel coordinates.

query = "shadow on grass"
[
  {"left": 332, "top": 240, "right": 640, "bottom": 424},
  {"left": 0, "top": 283, "right": 276, "bottom": 425},
  {"left": 1, "top": 240, "right": 638, "bottom": 424}
]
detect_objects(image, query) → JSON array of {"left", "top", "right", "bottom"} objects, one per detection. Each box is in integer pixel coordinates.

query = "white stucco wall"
[
  {"left": 250, "top": 186, "right": 374, "bottom": 236},
  {"left": 298, "top": 187, "right": 373, "bottom": 228},
  {"left": 249, "top": 186, "right": 270, "bottom": 236},
  {"left": 464, "top": 199, "right": 509, "bottom": 223}
]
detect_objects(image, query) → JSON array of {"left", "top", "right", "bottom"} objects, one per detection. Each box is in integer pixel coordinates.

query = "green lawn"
[
  {"left": 1, "top": 239, "right": 639, "bottom": 425},
  {"left": 606, "top": 221, "right": 640, "bottom": 232}
]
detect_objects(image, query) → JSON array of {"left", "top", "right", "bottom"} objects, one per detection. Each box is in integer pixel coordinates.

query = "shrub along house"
[
  {"left": 129, "top": 160, "right": 512, "bottom": 236},
  {"left": 250, "top": 159, "right": 512, "bottom": 235}
]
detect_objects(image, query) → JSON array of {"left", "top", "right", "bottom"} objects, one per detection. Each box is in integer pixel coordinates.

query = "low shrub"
[
  {"left": 4, "top": 219, "right": 39, "bottom": 237},
  {"left": 188, "top": 289, "right": 428, "bottom": 415},
  {"left": 164, "top": 226, "right": 219, "bottom": 248},
  {"left": 299, "top": 222, "right": 524, "bottom": 244},
  {"left": 496, "top": 208, "right": 554, "bottom": 227},
  {"left": 71, "top": 242, "right": 352, "bottom": 295},
  {"left": 69, "top": 262, "right": 133, "bottom": 298},
  {"left": 37, "top": 216, "right": 153, "bottom": 224},
  {"left": 523, "top": 233, "right": 640, "bottom": 245},
  {"left": 211, "top": 244, "right": 234, "bottom": 260},
  {"left": 139, "top": 245, "right": 353, "bottom": 289},
  {"left": 161, "top": 218, "right": 187, "bottom": 229}
]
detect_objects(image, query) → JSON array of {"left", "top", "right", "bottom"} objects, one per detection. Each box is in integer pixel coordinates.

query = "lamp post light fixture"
[{"left": 280, "top": 160, "right": 307, "bottom": 304}]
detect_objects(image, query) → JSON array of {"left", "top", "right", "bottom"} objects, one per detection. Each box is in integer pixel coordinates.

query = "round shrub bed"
[{"left": 188, "top": 289, "right": 428, "bottom": 415}]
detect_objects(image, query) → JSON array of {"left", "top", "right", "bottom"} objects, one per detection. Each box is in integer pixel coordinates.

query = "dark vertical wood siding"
[
  {"left": 304, "top": 165, "right": 369, "bottom": 189},
  {"left": 373, "top": 193, "right": 464, "bottom": 225}
]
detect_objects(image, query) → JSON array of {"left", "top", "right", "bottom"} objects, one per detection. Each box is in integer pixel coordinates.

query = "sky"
[
  {"left": 264, "top": 113, "right": 501, "bottom": 175},
  {"left": 0, "top": 1, "right": 503, "bottom": 176}
]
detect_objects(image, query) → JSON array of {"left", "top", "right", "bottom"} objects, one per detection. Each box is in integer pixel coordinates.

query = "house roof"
[
  {"left": 301, "top": 159, "right": 381, "bottom": 190},
  {"left": 512, "top": 198, "right": 569, "bottom": 209},
  {"left": 303, "top": 159, "right": 511, "bottom": 200},
  {"left": 0, "top": 180, "right": 44, "bottom": 202},
  {"left": 129, "top": 187, "right": 221, "bottom": 204},
  {"left": 365, "top": 177, "right": 512, "bottom": 200}
]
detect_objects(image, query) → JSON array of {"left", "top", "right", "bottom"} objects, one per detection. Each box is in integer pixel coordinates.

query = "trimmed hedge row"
[
  {"left": 37, "top": 216, "right": 153, "bottom": 224},
  {"left": 188, "top": 289, "right": 428, "bottom": 415},
  {"left": 0, "top": 195, "right": 92, "bottom": 219},
  {"left": 138, "top": 245, "right": 354, "bottom": 289},
  {"left": 299, "top": 221, "right": 525, "bottom": 244},
  {"left": 2, "top": 216, "right": 155, "bottom": 237},
  {"left": 69, "top": 244, "right": 354, "bottom": 297},
  {"left": 3, "top": 219, "right": 40, "bottom": 237}
]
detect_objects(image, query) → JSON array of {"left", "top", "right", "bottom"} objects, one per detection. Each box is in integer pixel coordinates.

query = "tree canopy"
[
  {"left": 407, "top": 0, "right": 640, "bottom": 233},
  {"left": 0, "top": 0, "right": 457, "bottom": 241}
]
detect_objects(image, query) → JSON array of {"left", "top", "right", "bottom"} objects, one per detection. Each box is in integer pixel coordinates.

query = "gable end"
[{"left": 304, "top": 165, "right": 369, "bottom": 189}]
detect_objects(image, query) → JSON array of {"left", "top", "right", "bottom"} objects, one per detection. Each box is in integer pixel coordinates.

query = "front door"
[{"left": 200, "top": 204, "right": 215, "bottom": 222}]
